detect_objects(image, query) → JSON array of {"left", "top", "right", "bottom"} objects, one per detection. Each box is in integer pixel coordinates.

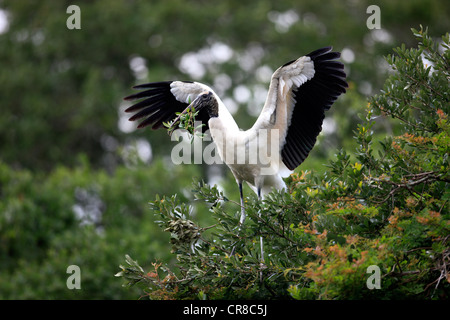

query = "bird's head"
[
  {"left": 189, "top": 91, "right": 218, "bottom": 118},
  {"left": 167, "top": 91, "right": 218, "bottom": 134}
]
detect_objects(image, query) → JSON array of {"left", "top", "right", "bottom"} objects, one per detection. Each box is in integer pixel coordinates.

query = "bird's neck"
[
  {"left": 207, "top": 100, "right": 240, "bottom": 163},
  {"left": 211, "top": 100, "right": 239, "bottom": 132}
]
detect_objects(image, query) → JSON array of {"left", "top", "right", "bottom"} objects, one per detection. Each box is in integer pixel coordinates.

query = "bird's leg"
[
  {"left": 238, "top": 181, "right": 246, "bottom": 225},
  {"left": 257, "top": 187, "right": 265, "bottom": 283},
  {"left": 257, "top": 187, "right": 265, "bottom": 264},
  {"left": 230, "top": 181, "right": 245, "bottom": 256}
]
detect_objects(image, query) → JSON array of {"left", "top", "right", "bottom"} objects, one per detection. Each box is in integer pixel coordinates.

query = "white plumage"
[{"left": 124, "top": 46, "right": 348, "bottom": 255}]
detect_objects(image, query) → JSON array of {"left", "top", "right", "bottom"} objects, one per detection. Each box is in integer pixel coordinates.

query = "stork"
[{"left": 124, "top": 46, "right": 348, "bottom": 257}]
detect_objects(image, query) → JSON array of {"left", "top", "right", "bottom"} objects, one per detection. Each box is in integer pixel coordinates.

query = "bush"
[
  {"left": 117, "top": 27, "right": 449, "bottom": 299},
  {"left": 0, "top": 157, "right": 204, "bottom": 299}
]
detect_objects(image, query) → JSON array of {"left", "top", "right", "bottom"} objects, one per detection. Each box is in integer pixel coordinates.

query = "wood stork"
[{"left": 124, "top": 46, "right": 348, "bottom": 256}]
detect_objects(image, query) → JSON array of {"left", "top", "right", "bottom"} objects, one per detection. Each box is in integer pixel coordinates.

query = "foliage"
[
  {"left": 1, "top": 0, "right": 449, "bottom": 300},
  {"left": 0, "top": 157, "right": 206, "bottom": 299},
  {"left": 164, "top": 103, "right": 206, "bottom": 138},
  {"left": 1, "top": 0, "right": 449, "bottom": 172},
  {"left": 117, "top": 28, "right": 449, "bottom": 300}
]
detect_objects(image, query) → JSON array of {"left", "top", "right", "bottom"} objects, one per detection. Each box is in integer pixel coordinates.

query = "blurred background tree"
[{"left": 0, "top": 0, "right": 448, "bottom": 299}]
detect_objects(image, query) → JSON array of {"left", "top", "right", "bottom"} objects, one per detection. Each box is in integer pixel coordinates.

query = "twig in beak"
[{"left": 167, "top": 105, "right": 193, "bottom": 136}]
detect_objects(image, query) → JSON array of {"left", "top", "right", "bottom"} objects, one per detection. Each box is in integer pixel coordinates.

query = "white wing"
[
  {"left": 252, "top": 47, "right": 348, "bottom": 174},
  {"left": 169, "top": 81, "right": 213, "bottom": 104}
]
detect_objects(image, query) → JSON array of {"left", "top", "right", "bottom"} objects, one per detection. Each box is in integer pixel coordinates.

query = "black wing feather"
[
  {"left": 123, "top": 81, "right": 210, "bottom": 131},
  {"left": 281, "top": 47, "right": 348, "bottom": 170}
]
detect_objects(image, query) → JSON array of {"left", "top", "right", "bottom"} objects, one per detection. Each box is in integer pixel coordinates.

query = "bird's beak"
[{"left": 168, "top": 96, "right": 204, "bottom": 134}]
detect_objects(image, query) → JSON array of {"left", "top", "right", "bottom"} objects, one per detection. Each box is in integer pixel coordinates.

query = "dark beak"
[{"left": 168, "top": 95, "right": 204, "bottom": 134}]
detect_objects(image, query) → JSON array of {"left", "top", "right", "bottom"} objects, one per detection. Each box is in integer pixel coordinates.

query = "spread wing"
[
  {"left": 252, "top": 46, "right": 348, "bottom": 171},
  {"left": 123, "top": 80, "right": 214, "bottom": 131}
]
